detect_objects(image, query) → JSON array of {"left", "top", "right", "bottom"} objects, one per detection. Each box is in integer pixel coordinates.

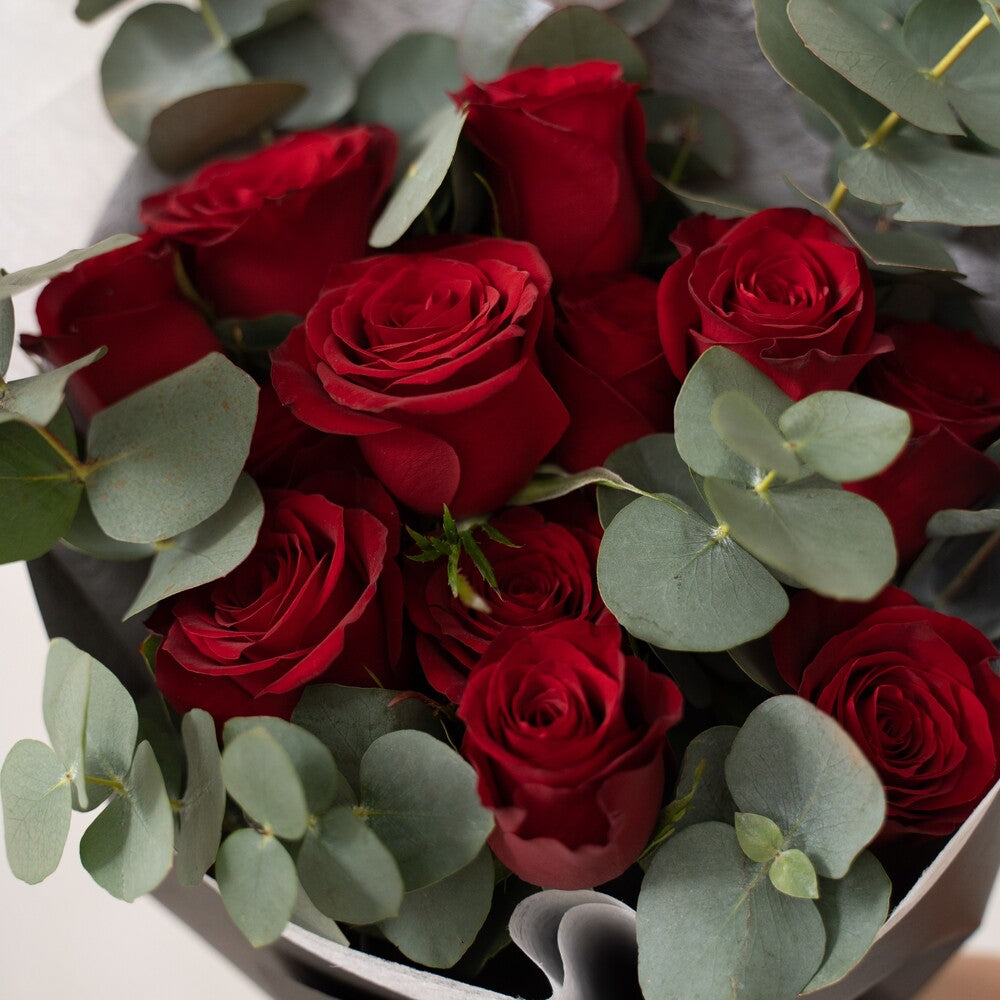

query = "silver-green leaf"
[
  {"left": 0, "top": 349, "right": 106, "bottom": 428},
  {"left": 0, "top": 235, "right": 139, "bottom": 300},
  {"left": 175, "top": 710, "right": 226, "bottom": 887}
]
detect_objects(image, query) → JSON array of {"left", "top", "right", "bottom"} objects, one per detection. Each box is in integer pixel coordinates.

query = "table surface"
[{"left": 0, "top": 2, "right": 996, "bottom": 998}]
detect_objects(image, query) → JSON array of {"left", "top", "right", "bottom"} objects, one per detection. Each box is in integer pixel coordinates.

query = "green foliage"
[
  {"left": 0, "top": 294, "right": 12, "bottom": 376},
  {"left": 711, "top": 391, "right": 801, "bottom": 482},
  {"left": 734, "top": 812, "right": 784, "bottom": 863},
  {"left": 770, "top": 849, "right": 819, "bottom": 899},
  {"left": 75, "top": 0, "right": 128, "bottom": 21},
  {"left": 671, "top": 727, "right": 738, "bottom": 835},
  {"left": 509, "top": 465, "right": 631, "bottom": 508},
  {"left": 613, "top": 0, "right": 680, "bottom": 36},
  {"left": 63, "top": 496, "right": 156, "bottom": 562},
  {"left": 174, "top": 710, "right": 226, "bottom": 887},
  {"left": 927, "top": 506, "right": 1000, "bottom": 536},
  {"left": 0, "top": 350, "right": 105, "bottom": 427},
  {"left": 211, "top": 0, "right": 317, "bottom": 40},
  {"left": 0, "top": 236, "right": 138, "bottom": 299}
]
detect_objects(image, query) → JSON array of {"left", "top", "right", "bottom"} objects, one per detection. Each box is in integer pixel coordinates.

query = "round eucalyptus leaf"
[
  {"left": 674, "top": 347, "right": 792, "bottom": 483},
  {"left": 0, "top": 349, "right": 106, "bottom": 428},
  {"left": 75, "top": 0, "right": 128, "bottom": 21},
  {"left": 42, "top": 638, "right": 95, "bottom": 807},
  {"left": 380, "top": 848, "right": 494, "bottom": 969},
  {"left": 779, "top": 392, "right": 911, "bottom": 482},
  {"left": 704, "top": 478, "right": 896, "bottom": 600},
  {"left": 297, "top": 805, "right": 404, "bottom": 925},
  {"left": 237, "top": 16, "right": 355, "bottom": 130},
  {"left": 927, "top": 506, "right": 1000, "bottom": 537},
  {"left": 803, "top": 851, "right": 891, "bottom": 993},
  {"left": 1, "top": 295, "right": 14, "bottom": 377},
  {"left": 63, "top": 494, "right": 156, "bottom": 562},
  {"left": 712, "top": 391, "right": 801, "bottom": 481},
  {"left": 734, "top": 812, "right": 784, "bottom": 863},
  {"left": 1, "top": 740, "right": 72, "bottom": 884},
  {"left": 222, "top": 727, "right": 308, "bottom": 839},
  {"left": 511, "top": 6, "right": 649, "bottom": 82},
  {"left": 637, "top": 822, "right": 826, "bottom": 1000},
  {"left": 212, "top": 0, "right": 317, "bottom": 39},
  {"left": 726, "top": 697, "right": 886, "bottom": 879},
  {"left": 86, "top": 354, "right": 259, "bottom": 544},
  {"left": 175, "top": 710, "right": 226, "bottom": 887},
  {"left": 0, "top": 235, "right": 139, "bottom": 300},
  {"left": 224, "top": 716, "right": 351, "bottom": 816},
  {"left": 123, "top": 474, "right": 263, "bottom": 620},
  {"left": 291, "top": 685, "right": 438, "bottom": 794},
  {"left": 356, "top": 33, "right": 463, "bottom": 140},
  {"left": 291, "top": 881, "right": 349, "bottom": 945},
  {"left": 728, "top": 637, "right": 791, "bottom": 694},
  {"left": 79, "top": 741, "right": 174, "bottom": 901},
  {"left": 369, "top": 105, "right": 468, "bottom": 249},
  {"left": 360, "top": 730, "right": 494, "bottom": 890},
  {"left": 612, "top": 0, "right": 677, "bottom": 35},
  {"left": 458, "top": 0, "right": 552, "bottom": 81},
  {"left": 597, "top": 495, "right": 788, "bottom": 651},
  {"left": 147, "top": 80, "right": 307, "bottom": 174},
  {"left": 101, "top": 3, "right": 251, "bottom": 146},
  {"left": 672, "top": 727, "right": 738, "bottom": 836},
  {"left": 770, "top": 849, "right": 819, "bottom": 900},
  {"left": 216, "top": 828, "right": 297, "bottom": 947}
]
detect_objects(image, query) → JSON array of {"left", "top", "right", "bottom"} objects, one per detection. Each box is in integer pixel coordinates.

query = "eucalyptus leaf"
[
  {"left": 804, "top": 851, "right": 891, "bottom": 992},
  {"left": 642, "top": 93, "right": 736, "bottom": 179},
  {"left": 0, "top": 296, "right": 13, "bottom": 376},
  {"left": 64, "top": 494, "right": 157, "bottom": 562},
  {"left": 360, "top": 730, "right": 494, "bottom": 891},
  {"left": 291, "top": 685, "right": 438, "bottom": 794},
  {"left": 509, "top": 465, "right": 631, "bottom": 507},
  {"left": 175, "top": 710, "right": 226, "bottom": 887},
  {"left": 657, "top": 177, "right": 757, "bottom": 218},
  {"left": 704, "top": 479, "right": 896, "bottom": 600},
  {"left": 779, "top": 392, "right": 911, "bottom": 482},
  {"left": 75, "top": 0, "right": 128, "bottom": 21},
  {"left": 0, "top": 350, "right": 105, "bottom": 428},
  {"left": 672, "top": 726, "right": 738, "bottom": 835},
  {"left": 237, "top": 17, "right": 355, "bottom": 130},
  {"left": 637, "top": 822, "right": 826, "bottom": 1000},
  {"left": 297, "top": 805, "right": 405, "bottom": 924},
  {"left": 770, "top": 849, "right": 820, "bottom": 900},
  {"left": 212, "top": 0, "right": 316, "bottom": 39},
  {"left": 86, "top": 354, "right": 259, "bottom": 544},
  {"left": 123, "top": 474, "right": 263, "bottom": 619},
  {"left": 369, "top": 105, "right": 468, "bottom": 249},
  {"left": 612, "top": 0, "right": 677, "bottom": 35},
  {"left": 674, "top": 347, "right": 793, "bottom": 483},
  {"left": 735, "top": 812, "right": 784, "bottom": 863},
  {"left": 214, "top": 313, "right": 300, "bottom": 354},
  {"left": 927, "top": 506, "right": 1000, "bottom": 536},
  {"left": 79, "top": 741, "right": 174, "bottom": 901},
  {"left": 216, "top": 828, "right": 297, "bottom": 947},
  {"left": 511, "top": 7, "right": 649, "bottom": 83},
  {"left": 458, "top": 0, "right": 552, "bottom": 81},
  {"left": 1, "top": 740, "right": 72, "bottom": 884},
  {"left": 712, "top": 391, "right": 801, "bottom": 481},
  {"left": 728, "top": 637, "right": 791, "bottom": 694},
  {"left": 291, "top": 882, "right": 349, "bottom": 945},
  {"left": 221, "top": 727, "right": 308, "bottom": 839},
  {"left": 982, "top": 0, "right": 1000, "bottom": 31},
  {"left": 597, "top": 494, "right": 789, "bottom": 651},
  {"left": 0, "top": 236, "right": 139, "bottom": 300},
  {"left": 726, "top": 696, "right": 886, "bottom": 879},
  {"left": 42, "top": 638, "right": 95, "bottom": 807},
  {"left": 380, "top": 849, "right": 494, "bottom": 969}
]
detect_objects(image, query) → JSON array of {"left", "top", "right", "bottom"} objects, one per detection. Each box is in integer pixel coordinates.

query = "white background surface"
[{"left": 0, "top": 2, "right": 997, "bottom": 998}]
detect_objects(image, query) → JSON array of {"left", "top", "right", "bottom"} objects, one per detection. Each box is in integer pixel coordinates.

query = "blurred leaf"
[
  {"left": 215, "top": 313, "right": 300, "bottom": 353},
  {"left": 0, "top": 349, "right": 105, "bottom": 428},
  {"left": 212, "top": 0, "right": 316, "bottom": 39},
  {"left": 642, "top": 94, "right": 736, "bottom": 178},
  {"left": 771, "top": 849, "right": 820, "bottom": 899},
  {"left": 982, "top": 0, "right": 1000, "bottom": 31},
  {"left": 0, "top": 235, "right": 139, "bottom": 299},
  {"left": 657, "top": 176, "right": 757, "bottom": 217},
  {"left": 75, "top": 0, "right": 128, "bottom": 21},
  {"left": 1, "top": 740, "right": 72, "bottom": 884},
  {"left": 712, "top": 391, "right": 802, "bottom": 482},
  {"left": 611, "top": 0, "right": 677, "bottom": 35},
  {"left": 237, "top": 16, "right": 354, "bottom": 130},
  {"left": 86, "top": 354, "right": 258, "bottom": 544},
  {"left": 0, "top": 295, "right": 12, "bottom": 376},
  {"left": 175, "top": 710, "right": 226, "bottom": 887},
  {"left": 458, "top": 0, "right": 552, "bottom": 81},
  {"left": 728, "top": 637, "right": 791, "bottom": 694},
  {"left": 927, "top": 506, "right": 1000, "bottom": 536}
]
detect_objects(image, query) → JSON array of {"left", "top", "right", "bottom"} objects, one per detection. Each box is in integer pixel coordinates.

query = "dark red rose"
[
  {"left": 140, "top": 127, "right": 396, "bottom": 318},
  {"left": 406, "top": 504, "right": 615, "bottom": 702},
  {"left": 21, "top": 233, "right": 219, "bottom": 420},
  {"left": 150, "top": 475, "right": 407, "bottom": 726},
  {"left": 454, "top": 62, "right": 655, "bottom": 280},
  {"left": 544, "top": 273, "right": 677, "bottom": 471},
  {"left": 772, "top": 587, "right": 1000, "bottom": 840},
  {"left": 270, "top": 238, "right": 569, "bottom": 517},
  {"left": 658, "top": 208, "right": 889, "bottom": 398},
  {"left": 459, "top": 621, "right": 683, "bottom": 889}
]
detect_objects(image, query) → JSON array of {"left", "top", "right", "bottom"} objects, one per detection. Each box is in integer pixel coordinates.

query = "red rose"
[
  {"left": 454, "top": 62, "right": 655, "bottom": 280},
  {"left": 150, "top": 475, "right": 407, "bottom": 726},
  {"left": 21, "top": 234, "right": 219, "bottom": 420},
  {"left": 140, "top": 126, "right": 396, "bottom": 318},
  {"left": 658, "top": 208, "right": 889, "bottom": 398},
  {"left": 270, "top": 238, "right": 569, "bottom": 517},
  {"left": 459, "top": 621, "right": 683, "bottom": 889},
  {"left": 545, "top": 273, "right": 677, "bottom": 471},
  {"left": 406, "top": 504, "right": 614, "bottom": 702},
  {"left": 772, "top": 587, "right": 1000, "bottom": 840}
]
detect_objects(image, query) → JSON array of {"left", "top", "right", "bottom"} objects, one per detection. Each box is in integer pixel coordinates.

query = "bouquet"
[{"left": 3, "top": 1, "right": 1000, "bottom": 998}]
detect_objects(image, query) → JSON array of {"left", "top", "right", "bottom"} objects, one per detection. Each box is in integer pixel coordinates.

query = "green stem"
[
  {"left": 198, "top": 0, "right": 229, "bottom": 47},
  {"left": 35, "top": 424, "right": 89, "bottom": 480},
  {"left": 86, "top": 775, "right": 124, "bottom": 794}
]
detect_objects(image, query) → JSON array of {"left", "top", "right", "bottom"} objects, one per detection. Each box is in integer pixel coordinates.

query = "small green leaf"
[
  {"left": 771, "top": 849, "right": 820, "bottom": 900},
  {"left": 712, "top": 391, "right": 801, "bottom": 481},
  {"left": 726, "top": 697, "right": 886, "bottom": 879},
  {"left": 296, "top": 805, "right": 404, "bottom": 924},
  {"left": 212, "top": 0, "right": 317, "bottom": 39},
  {"left": 216, "top": 828, "right": 297, "bottom": 947},
  {"left": 380, "top": 848, "right": 494, "bottom": 968},
  {"left": 86, "top": 354, "right": 259, "bottom": 544},
  {"left": 369, "top": 105, "right": 468, "bottom": 249},
  {"left": 0, "top": 295, "right": 13, "bottom": 376},
  {"left": 672, "top": 727, "right": 739, "bottom": 835},
  {"left": 360, "top": 730, "right": 494, "bottom": 890},
  {"left": 509, "top": 465, "right": 632, "bottom": 507},
  {"left": 457, "top": 0, "right": 551, "bottom": 82},
  {"left": 123, "top": 474, "right": 264, "bottom": 619},
  {"left": 735, "top": 812, "right": 784, "bottom": 863},
  {"left": 927, "top": 507, "right": 1000, "bottom": 537},
  {"left": 779, "top": 392, "right": 911, "bottom": 482},
  {"left": 175, "top": 710, "right": 226, "bottom": 887},
  {"left": 0, "top": 349, "right": 106, "bottom": 427},
  {"left": 0, "top": 235, "right": 139, "bottom": 300},
  {"left": 222, "top": 727, "right": 308, "bottom": 839},
  {"left": 79, "top": 741, "right": 174, "bottom": 901},
  {"left": 1, "top": 740, "right": 72, "bottom": 884}
]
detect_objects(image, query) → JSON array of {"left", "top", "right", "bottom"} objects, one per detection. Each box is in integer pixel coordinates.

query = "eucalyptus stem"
[
  {"left": 825, "top": 12, "right": 993, "bottom": 215},
  {"left": 86, "top": 774, "right": 124, "bottom": 793},
  {"left": 198, "top": 0, "right": 229, "bottom": 47},
  {"left": 34, "top": 424, "right": 89, "bottom": 480}
]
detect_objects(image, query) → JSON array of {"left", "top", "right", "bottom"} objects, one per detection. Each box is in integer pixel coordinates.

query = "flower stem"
[{"left": 825, "top": 13, "right": 993, "bottom": 215}]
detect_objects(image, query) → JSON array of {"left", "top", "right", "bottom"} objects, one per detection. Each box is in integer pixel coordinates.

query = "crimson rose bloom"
[
  {"left": 270, "top": 238, "right": 569, "bottom": 517},
  {"left": 545, "top": 273, "right": 677, "bottom": 471},
  {"left": 772, "top": 587, "right": 1000, "bottom": 840},
  {"left": 658, "top": 208, "right": 889, "bottom": 398},
  {"left": 406, "top": 505, "right": 614, "bottom": 702},
  {"left": 151, "top": 476, "right": 407, "bottom": 725},
  {"left": 140, "top": 126, "right": 396, "bottom": 318},
  {"left": 454, "top": 62, "right": 655, "bottom": 279},
  {"left": 459, "top": 621, "right": 683, "bottom": 889},
  {"left": 22, "top": 234, "right": 219, "bottom": 420}
]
